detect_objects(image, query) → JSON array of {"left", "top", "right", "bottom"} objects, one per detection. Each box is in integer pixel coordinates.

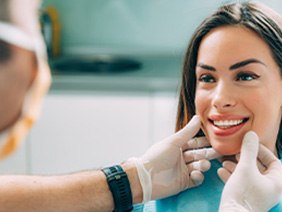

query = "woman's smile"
[{"left": 208, "top": 114, "right": 249, "bottom": 137}]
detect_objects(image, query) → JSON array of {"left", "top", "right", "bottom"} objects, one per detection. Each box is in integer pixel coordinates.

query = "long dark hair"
[{"left": 176, "top": 2, "right": 282, "bottom": 158}]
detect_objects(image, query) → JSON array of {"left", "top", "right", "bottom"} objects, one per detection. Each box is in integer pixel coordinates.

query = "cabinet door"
[{"left": 29, "top": 93, "right": 152, "bottom": 174}]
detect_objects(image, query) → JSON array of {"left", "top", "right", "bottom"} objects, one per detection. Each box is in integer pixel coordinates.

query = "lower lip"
[{"left": 211, "top": 121, "right": 247, "bottom": 137}]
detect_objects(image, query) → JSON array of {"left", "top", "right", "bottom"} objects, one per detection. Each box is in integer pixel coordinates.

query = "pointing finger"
[
  {"left": 184, "top": 148, "right": 221, "bottom": 163},
  {"left": 184, "top": 137, "right": 211, "bottom": 150}
]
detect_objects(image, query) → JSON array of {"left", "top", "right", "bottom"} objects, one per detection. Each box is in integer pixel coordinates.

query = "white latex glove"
[
  {"left": 219, "top": 131, "right": 282, "bottom": 212},
  {"left": 130, "top": 115, "right": 220, "bottom": 202}
]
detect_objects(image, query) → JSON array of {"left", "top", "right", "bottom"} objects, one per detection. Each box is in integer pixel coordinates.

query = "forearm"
[
  {"left": 0, "top": 160, "right": 143, "bottom": 212},
  {"left": 0, "top": 171, "right": 111, "bottom": 212}
]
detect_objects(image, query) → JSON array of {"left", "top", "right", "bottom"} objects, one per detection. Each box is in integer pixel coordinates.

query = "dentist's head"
[
  {"left": 176, "top": 2, "right": 282, "bottom": 157},
  {"left": 0, "top": 0, "right": 51, "bottom": 159}
]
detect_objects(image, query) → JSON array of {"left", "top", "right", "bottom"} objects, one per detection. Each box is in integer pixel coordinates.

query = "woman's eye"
[
  {"left": 236, "top": 72, "right": 260, "bottom": 81},
  {"left": 198, "top": 74, "right": 216, "bottom": 83}
]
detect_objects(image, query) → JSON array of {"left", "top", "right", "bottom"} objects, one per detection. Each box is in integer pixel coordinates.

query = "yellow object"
[{"left": 45, "top": 6, "right": 61, "bottom": 57}]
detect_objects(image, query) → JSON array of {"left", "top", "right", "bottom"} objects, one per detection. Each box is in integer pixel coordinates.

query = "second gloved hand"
[
  {"left": 130, "top": 115, "right": 220, "bottom": 202},
  {"left": 219, "top": 131, "right": 282, "bottom": 212}
]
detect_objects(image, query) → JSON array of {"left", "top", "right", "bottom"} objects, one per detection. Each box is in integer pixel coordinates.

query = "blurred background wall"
[{"left": 41, "top": 0, "right": 282, "bottom": 55}]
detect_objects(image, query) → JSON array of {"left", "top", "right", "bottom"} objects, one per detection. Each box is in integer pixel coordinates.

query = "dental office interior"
[{"left": 1, "top": 0, "right": 281, "bottom": 176}]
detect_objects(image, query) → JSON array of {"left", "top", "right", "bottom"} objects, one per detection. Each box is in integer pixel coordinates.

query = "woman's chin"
[
  {"left": 212, "top": 142, "right": 241, "bottom": 156},
  {"left": 204, "top": 131, "right": 243, "bottom": 156}
]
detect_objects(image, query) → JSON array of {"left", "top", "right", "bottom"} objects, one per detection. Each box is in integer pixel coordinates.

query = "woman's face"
[
  {"left": 195, "top": 26, "right": 282, "bottom": 156},
  {"left": 0, "top": 45, "right": 36, "bottom": 132}
]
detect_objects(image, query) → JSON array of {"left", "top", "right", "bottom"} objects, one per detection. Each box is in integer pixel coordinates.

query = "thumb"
[
  {"left": 173, "top": 115, "right": 201, "bottom": 147},
  {"left": 258, "top": 144, "right": 280, "bottom": 168},
  {"left": 238, "top": 131, "right": 259, "bottom": 167}
]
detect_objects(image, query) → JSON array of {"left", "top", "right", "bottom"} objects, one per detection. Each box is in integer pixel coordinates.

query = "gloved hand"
[
  {"left": 219, "top": 131, "right": 282, "bottom": 212},
  {"left": 130, "top": 115, "right": 220, "bottom": 202}
]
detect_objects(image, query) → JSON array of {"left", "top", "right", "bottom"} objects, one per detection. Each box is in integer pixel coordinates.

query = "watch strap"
[{"left": 102, "top": 165, "right": 133, "bottom": 212}]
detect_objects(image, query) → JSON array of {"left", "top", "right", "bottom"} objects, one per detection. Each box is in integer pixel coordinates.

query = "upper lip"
[{"left": 208, "top": 114, "right": 249, "bottom": 121}]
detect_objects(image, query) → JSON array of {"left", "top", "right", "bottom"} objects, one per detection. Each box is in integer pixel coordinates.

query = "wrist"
[
  {"left": 121, "top": 159, "right": 143, "bottom": 204},
  {"left": 102, "top": 165, "right": 133, "bottom": 211}
]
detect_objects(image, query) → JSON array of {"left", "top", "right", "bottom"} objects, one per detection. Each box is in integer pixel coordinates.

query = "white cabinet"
[
  {"left": 29, "top": 92, "right": 154, "bottom": 174},
  {"left": 151, "top": 93, "right": 178, "bottom": 142},
  {"left": 0, "top": 92, "right": 178, "bottom": 175},
  {"left": 0, "top": 140, "right": 28, "bottom": 174}
]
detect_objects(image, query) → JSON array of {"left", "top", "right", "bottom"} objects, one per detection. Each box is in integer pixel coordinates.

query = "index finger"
[
  {"left": 184, "top": 147, "right": 221, "bottom": 163},
  {"left": 184, "top": 137, "right": 210, "bottom": 150}
]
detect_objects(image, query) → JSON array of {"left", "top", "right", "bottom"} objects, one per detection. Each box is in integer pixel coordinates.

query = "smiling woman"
[
  {"left": 176, "top": 2, "right": 282, "bottom": 159},
  {"left": 156, "top": 1, "right": 282, "bottom": 211}
]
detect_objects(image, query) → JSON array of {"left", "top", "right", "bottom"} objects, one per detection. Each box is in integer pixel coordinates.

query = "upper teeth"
[{"left": 213, "top": 120, "right": 243, "bottom": 128}]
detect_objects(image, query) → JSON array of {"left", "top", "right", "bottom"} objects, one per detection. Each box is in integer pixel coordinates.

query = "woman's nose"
[{"left": 212, "top": 82, "right": 236, "bottom": 110}]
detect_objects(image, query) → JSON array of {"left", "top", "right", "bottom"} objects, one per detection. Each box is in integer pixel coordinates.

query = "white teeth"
[{"left": 213, "top": 119, "right": 244, "bottom": 128}]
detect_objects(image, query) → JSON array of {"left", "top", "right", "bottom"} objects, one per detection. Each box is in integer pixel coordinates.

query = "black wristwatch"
[{"left": 102, "top": 165, "right": 133, "bottom": 212}]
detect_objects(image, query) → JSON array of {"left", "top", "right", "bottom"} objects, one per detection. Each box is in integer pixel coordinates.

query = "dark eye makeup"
[
  {"left": 197, "top": 71, "right": 260, "bottom": 84},
  {"left": 198, "top": 74, "right": 216, "bottom": 83},
  {"left": 236, "top": 71, "right": 260, "bottom": 81}
]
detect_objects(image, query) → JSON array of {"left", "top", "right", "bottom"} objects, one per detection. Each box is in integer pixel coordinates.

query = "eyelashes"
[
  {"left": 235, "top": 72, "right": 260, "bottom": 81},
  {"left": 197, "top": 71, "right": 260, "bottom": 83},
  {"left": 198, "top": 74, "right": 215, "bottom": 83}
]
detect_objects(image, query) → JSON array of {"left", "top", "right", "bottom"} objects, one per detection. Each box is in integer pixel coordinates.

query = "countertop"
[{"left": 49, "top": 53, "right": 184, "bottom": 93}]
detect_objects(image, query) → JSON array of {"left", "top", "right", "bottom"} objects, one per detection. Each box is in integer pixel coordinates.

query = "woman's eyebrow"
[
  {"left": 229, "top": 58, "right": 266, "bottom": 70},
  {"left": 196, "top": 63, "right": 216, "bottom": 71},
  {"left": 196, "top": 58, "right": 266, "bottom": 72}
]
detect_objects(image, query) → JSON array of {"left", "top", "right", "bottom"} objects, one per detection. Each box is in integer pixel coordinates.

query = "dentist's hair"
[{"left": 176, "top": 1, "right": 282, "bottom": 157}]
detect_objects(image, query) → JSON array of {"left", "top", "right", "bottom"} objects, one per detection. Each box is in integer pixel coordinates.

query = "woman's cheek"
[
  {"left": 195, "top": 91, "right": 208, "bottom": 122},
  {"left": 195, "top": 92, "right": 204, "bottom": 114},
  {"left": 195, "top": 93, "right": 210, "bottom": 143}
]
